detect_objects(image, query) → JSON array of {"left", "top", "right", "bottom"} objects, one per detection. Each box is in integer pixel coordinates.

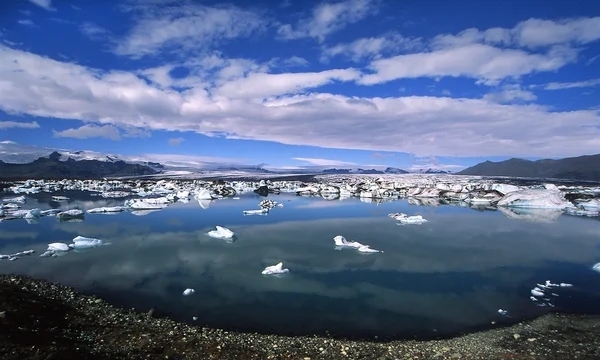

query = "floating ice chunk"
[
  {"left": 497, "top": 189, "right": 571, "bottom": 209},
  {"left": 497, "top": 309, "right": 509, "bottom": 316},
  {"left": 530, "top": 296, "right": 538, "bottom": 301},
  {"left": 592, "top": 263, "right": 600, "bottom": 273},
  {"left": 192, "top": 317, "right": 198, "bottom": 321},
  {"left": 57, "top": 209, "right": 84, "bottom": 221},
  {"left": 333, "top": 236, "right": 382, "bottom": 253},
  {"left": 101, "top": 191, "right": 131, "bottom": 198},
  {"left": 87, "top": 206, "right": 127, "bottom": 214},
  {"left": 357, "top": 245, "right": 381, "bottom": 253},
  {"left": 545, "top": 280, "right": 559, "bottom": 287},
  {"left": 52, "top": 196, "right": 70, "bottom": 201},
  {"left": 1, "top": 203, "right": 20, "bottom": 209},
  {"left": 40, "top": 209, "right": 61, "bottom": 216},
  {"left": 24, "top": 208, "right": 41, "bottom": 219},
  {"left": 576, "top": 199, "right": 600, "bottom": 210},
  {"left": 182, "top": 288, "right": 195, "bottom": 296},
  {"left": 3, "top": 195, "right": 26, "bottom": 203},
  {"left": 124, "top": 197, "right": 170, "bottom": 210},
  {"left": 531, "top": 288, "right": 545, "bottom": 297},
  {"left": 262, "top": 262, "right": 290, "bottom": 275},
  {"left": 207, "top": 226, "right": 234, "bottom": 240},
  {"left": 259, "top": 199, "right": 280, "bottom": 210},
  {"left": 0, "top": 249, "right": 34, "bottom": 260},
  {"left": 194, "top": 189, "right": 214, "bottom": 200},
  {"left": 71, "top": 235, "right": 109, "bottom": 249},
  {"left": 560, "top": 283, "right": 573, "bottom": 287},
  {"left": 564, "top": 207, "right": 599, "bottom": 217},
  {"left": 243, "top": 209, "right": 268, "bottom": 216},
  {"left": 551, "top": 293, "right": 559, "bottom": 297},
  {"left": 397, "top": 215, "right": 428, "bottom": 224},
  {"left": 48, "top": 243, "right": 70, "bottom": 251},
  {"left": 232, "top": 197, "right": 240, "bottom": 200}
]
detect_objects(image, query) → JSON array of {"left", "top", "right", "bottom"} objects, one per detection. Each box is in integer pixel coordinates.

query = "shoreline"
[{"left": 1, "top": 275, "right": 599, "bottom": 359}]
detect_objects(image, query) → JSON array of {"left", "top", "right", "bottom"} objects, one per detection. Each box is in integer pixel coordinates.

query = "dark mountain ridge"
[
  {"left": 458, "top": 154, "right": 600, "bottom": 181},
  {"left": 0, "top": 152, "right": 159, "bottom": 180}
]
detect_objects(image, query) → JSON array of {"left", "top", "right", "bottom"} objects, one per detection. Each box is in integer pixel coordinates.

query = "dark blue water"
[{"left": 1, "top": 192, "right": 600, "bottom": 340}]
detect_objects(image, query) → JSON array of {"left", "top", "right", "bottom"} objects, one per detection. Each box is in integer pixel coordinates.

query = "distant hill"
[
  {"left": 384, "top": 167, "right": 409, "bottom": 174},
  {"left": 424, "top": 168, "right": 449, "bottom": 174},
  {"left": 458, "top": 154, "right": 600, "bottom": 181},
  {"left": 0, "top": 152, "right": 159, "bottom": 179}
]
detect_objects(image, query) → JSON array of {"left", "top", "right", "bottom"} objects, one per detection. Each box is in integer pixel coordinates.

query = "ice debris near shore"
[
  {"left": 388, "top": 213, "right": 428, "bottom": 224},
  {"left": 262, "top": 262, "right": 290, "bottom": 275},
  {"left": 207, "top": 226, "right": 235, "bottom": 240},
  {"left": 56, "top": 209, "right": 84, "bottom": 221},
  {"left": 72, "top": 236, "right": 110, "bottom": 249},
  {"left": 0, "top": 249, "right": 35, "bottom": 261},
  {"left": 333, "top": 235, "right": 382, "bottom": 253},
  {"left": 87, "top": 206, "right": 127, "bottom": 214},
  {"left": 529, "top": 280, "right": 574, "bottom": 307}
]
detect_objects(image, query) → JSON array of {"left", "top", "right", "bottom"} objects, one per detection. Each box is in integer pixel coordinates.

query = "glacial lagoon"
[{"left": 1, "top": 190, "right": 600, "bottom": 340}]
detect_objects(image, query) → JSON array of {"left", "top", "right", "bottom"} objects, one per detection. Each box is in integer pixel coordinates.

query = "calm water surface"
[{"left": 1, "top": 192, "right": 600, "bottom": 339}]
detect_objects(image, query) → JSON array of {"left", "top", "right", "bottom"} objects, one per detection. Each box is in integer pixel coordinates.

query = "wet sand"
[{"left": 1, "top": 274, "right": 599, "bottom": 360}]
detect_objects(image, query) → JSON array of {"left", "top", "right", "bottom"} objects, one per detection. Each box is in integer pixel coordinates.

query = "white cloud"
[
  {"left": 483, "top": 85, "right": 537, "bottom": 103},
  {"left": 80, "top": 22, "right": 110, "bottom": 40},
  {"left": 53, "top": 124, "right": 122, "bottom": 140},
  {"left": 514, "top": 17, "right": 600, "bottom": 48},
  {"left": 18, "top": 19, "right": 35, "bottom": 27},
  {"left": 28, "top": 0, "right": 55, "bottom": 11},
  {"left": 214, "top": 68, "right": 361, "bottom": 99},
  {"left": 359, "top": 43, "right": 574, "bottom": 85},
  {"left": 293, "top": 157, "right": 357, "bottom": 166},
  {"left": 168, "top": 137, "right": 184, "bottom": 146},
  {"left": 543, "top": 78, "right": 600, "bottom": 90},
  {"left": 281, "top": 56, "right": 309, "bottom": 67},
  {"left": 115, "top": 4, "right": 266, "bottom": 59},
  {"left": 2, "top": 45, "right": 600, "bottom": 158},
  {"left": 321, "top": 32, "right": 421, "bottom": 62},
  {"left": 0, "top": 121, "right": 40, "bottom": 129},
  {"left": 278, "top": 0, "right": 378, "bottom": 42}
]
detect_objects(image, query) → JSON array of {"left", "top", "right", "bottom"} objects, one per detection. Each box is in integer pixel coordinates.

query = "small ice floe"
[
  {"left": 57, "top": 209, "right": 84, "bottom": 221},
  {"left": 531, "top": 288, "right": 545, "bottom": 297},
  {"left": 24, "top": 208, "right": 41, "bottom": 219},
  {"left": 262, "top": 262, "right": 290, "bottom": 275},
  {"left": 388, "top": 212, "right": 428, "bottom": 225},
  {"left": 592, "top": 263, "right": 600, "bottom": 273},
  {"left": 530, "top": 296, "right": 538, "bottom": 301},
  {"left": 333, "top": 235, "right": 382, "bottom": 253},
  {"left": 259, "top": 199, "right": 280, "bottom": 210},
  {"left": 124, "top": 197, "right": 170, "bottom": 210},
  {"left": 232, "top": 197, "right": 240, "bottom": 200},
  {"left": 51, "top": 196, "right": 70, "bottom": 201},
  {"left": 3, "top": 195, "right": 26, "bottom": 203},
  {"left": 560, "top": 283, "right": 574, "bottom": 287},
  {"left": 207, "top": 226, "right": 235, "bottom": 240},
  {"left": 40, "top": 243, "right": 71, "bottom": 257},
  {"left": 1, "top": 203, "right": 20, "bottom": 209},
  {"left": 183, "top": 288, "right": 195, "bottom": 296},
  {"left": 243, "top": 209, "right": 269, "bottom": 216},
  {"left": 40, "top": 209, "right": 61, "bottom": 217},
  {"left": 192, "top": 316, "right": 198, "bottom": 321},
  {"left": 497, "top": 309, "right": 510, "bottom": 317},
  {"left": 0, "top": 249, "right": 35, "bottom": 261},
  {"left": 87, "top": 206, "right": 127, "bottom": 214},
  {"left": 101, "top": 191, "right": 131, "bottom": 198},
  {"left": 71, "top": 235, "right": 110, "bottom": 249}
]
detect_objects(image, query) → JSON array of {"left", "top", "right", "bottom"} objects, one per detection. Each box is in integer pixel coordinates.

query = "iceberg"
[
  {"left": 575, "top": 199, "right": 600, "bottom": 210},
  {"left": 71, "top": 235, "right": 110, "bottom": 249},
  {"left": 592, "top": 262, "right": 600, "bottom": 273},
  {"left": 389, "top": 213, "right": 428, "bottom": 224},
  {"left": 48, "top": 243, "right": 70, "bottom": 251},
  {"left": 333, "top": 235, "right": 382, "bottom": 253},
  {"left": 497, "top": 189, "right": 571, "bottom": 209},
  {"left": 2, "top": 195, "right": 26, "bottom": 203},
  {"left": 207, "top": 226, "right": 235, "bottom": 240},
  {"left": 531, "top": 288, "right": 544, "bottom": 297},
  {"left": 262, "top": 262, "right": 290, "bottom": 275},
  {"left": 51, "top": 196, "right": 70, "bottom": 201},
  {"left": 259, "top": 199, "right": 280, "bottom": 210},
  {"left": 87, "top": 206, "right": 127, "bottom": 214},
  {"left": 564, "top": 207, "right": 599, "bottom": 217},
  {"left": 194, "top": 189, "right": 214, "bottom": 200},
  {"left": 40, "top": 209, "right": 61, "bottom": 216},
  {"left": 57, "top": 209, "right": 84, "bottom": 221},
  {"left": 243, "top": 209, "right": 269, "bottom": 216},
  {"left": 182, "top": 288, "right": 195, "bottom": 296},
  {"left": 0, "top": 249, "right": 35, "bottom": 261},
  {"left": 124, "top": 197, "right": 170, "bottom": 210}
]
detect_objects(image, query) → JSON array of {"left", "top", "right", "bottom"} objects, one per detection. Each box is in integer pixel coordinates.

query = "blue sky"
[{"left": 0, "top": 0, "right": 599, "bottom": 171}]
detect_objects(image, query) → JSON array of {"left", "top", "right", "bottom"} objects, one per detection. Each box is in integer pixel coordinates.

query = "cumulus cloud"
[
  {"left": 293, "top": 157, "right": 357, "bottom": 166},
  {"left": 278, "top": 0, "right": 378, "bottom": 42},
  {"left": 0, "top": 121, "right": 40, "bottom": 129},
  {"left": 168, "top": 137, "right": 184, "bottom": 146},
  {"left": 114, "top": 4, "right": 266, "bottom": 58},
  {"left": 53, "top": 124, "right": 122, "bottom": 140},
  {"left": 28, "top": 0, "right": 55, "bottom": 11}
]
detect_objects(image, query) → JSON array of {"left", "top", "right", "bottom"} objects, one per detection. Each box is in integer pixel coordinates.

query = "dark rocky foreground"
[{"left": 1, "top": 275, "right": 599, "bottom": 360}]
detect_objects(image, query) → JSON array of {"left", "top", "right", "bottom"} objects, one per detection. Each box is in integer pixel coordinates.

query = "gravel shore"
[{"left": 1, "top": 274, "right": 599, "bottom": 360}]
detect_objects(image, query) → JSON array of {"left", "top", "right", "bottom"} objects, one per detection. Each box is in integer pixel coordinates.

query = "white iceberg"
[
  {"left": 207, "top": 226, "right": 235, "bottom": 240},
  {"left": 87, "top": 206, "right": 127, "bottom": 214},
  {"left": 497, "top": 189, "right": 571, "bottom": 209},
  {"left": 564, "top": 207, "right": 599, "bottom": 217},
  {"left": 40, "top": 209, "right": 61, "bottom": 216},
  {"left": 57, "top": 209, "right": 84, "bottom": 221},
  {"left": 333, "top": 235, "right": 382, "bottom": 253},
  {"left": 497, "top": 309, "right": 509, "bottom": 317},
  {"left": 262, "top": 262, "right": 290, "bottom": 275},
  {"left": 194, "top": 189, "right": 214, "bottom": 200},
  {"left": 592, "top": 262, "right": 600, "bottom": 273},
  {"left": 389, "top": 213, "right": 428, "bottom": 224},
  {"left": 71, "top": 235, "right": 110, "bottom": 249},
  {"left": 531, "top": 288, "right": 545, "bottom": 297},
  {"left": 24, "top": 208, "right": 41, "bottom": 219},
  {"left": 3, "top": 195, "right": 26, "bottom": 203},
  {"left": 575, "top": 199, "right": 600, "bottom": 210},
  {"left": 243, "top": 209, "right": 269, "bottom": 216},
  {"left": 52, "top": 196, "right": 70, "bottom": 201},
  {"left": 124, "top": 197, "right": 170, "bottom": 210},
  {"left": 560, "top": 283, "right": 574, "bottom": 287},
  {"left": 182, "top": 288, "right": 195, "bottom": 296},
  {"left": 48, "top": 243, "right": 70, "bottom": 251}
]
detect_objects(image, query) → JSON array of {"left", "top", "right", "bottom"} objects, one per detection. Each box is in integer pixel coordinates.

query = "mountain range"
[{"left": 458, "top": 154, "right": 600, "bottom": 181}]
